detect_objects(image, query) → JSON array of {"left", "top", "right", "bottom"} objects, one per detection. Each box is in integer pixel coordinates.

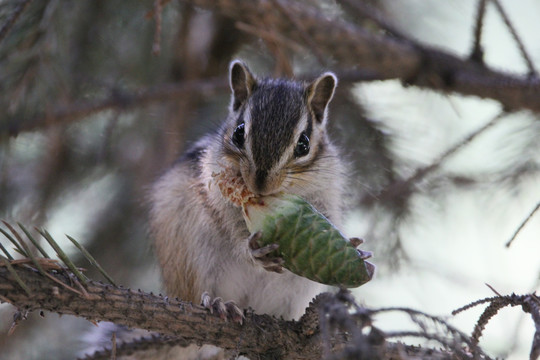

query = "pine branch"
[
  {"left": 0, "top": 264, "right": 316, "bottom": 359},
  {"left": 181, "top": 0, "right": 540, "bottom": 113},
  {"left": 0, "top": 262, "right": 499, "bottom": 360}
]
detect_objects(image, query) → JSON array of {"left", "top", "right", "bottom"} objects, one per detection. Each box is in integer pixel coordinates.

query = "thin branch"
[
  {"left": 362, "top": 111, "right": 506, "bottom": 205},
  {"left": 470, "top": 0, "right": 487, "bottom": 63},
  {"left": 490, "top": 0, "right": 538, "bottom": 76},
  {"left": 506, "top": 201, "right": 540, "bottom": 248},
  {"left": 0, "top": 0, "right": 33, "bottom": 44}
]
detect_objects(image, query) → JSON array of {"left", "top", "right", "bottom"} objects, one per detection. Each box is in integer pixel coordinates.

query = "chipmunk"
[{"left": 149, "top": 60, "right": 347, "bottom": 321}]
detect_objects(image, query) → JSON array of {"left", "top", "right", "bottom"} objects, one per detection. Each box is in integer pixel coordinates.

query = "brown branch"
[
  {"left": 506, "top": 201, "right": 540, "bottom": 247},
  {"left": 180, "top": 0, "right": 540, "bottom": 113},
  {"left": 0, "top": 264, "right": 488, "bottom": 360},
  {"left": 490, "top": 0, "right": 537, "bottom": 76},
  {"left": 0, "top": 264, "right": 315, "bottom": 359},
  {"left": 470, "top": 0, "right": 487, "bottom": 63},
  {"left": 2, "top": 77, "right": 228, "bottom": 136},
  {"left": 361, "top": 111, "right": 507, "bottom": 206}
]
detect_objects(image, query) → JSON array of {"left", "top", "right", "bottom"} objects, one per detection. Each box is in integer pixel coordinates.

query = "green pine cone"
[{"left": 243, "top": 194, "right": 374, "bottom": 288}]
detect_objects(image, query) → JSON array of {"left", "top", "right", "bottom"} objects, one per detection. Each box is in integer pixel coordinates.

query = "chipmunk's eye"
[
  {"left": 232, "top": 123, "right": 245, "bottom": 149},
  {"left": 294, "top": 133, "right": 310, "bottom": 158}
]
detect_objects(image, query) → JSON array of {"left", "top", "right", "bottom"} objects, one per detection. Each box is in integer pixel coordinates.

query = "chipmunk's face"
[{"left": 221, "top": 60, "right": 337, "bottom": 197}]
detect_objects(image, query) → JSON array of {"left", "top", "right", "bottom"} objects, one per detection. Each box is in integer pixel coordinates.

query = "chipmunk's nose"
[
  {"left": 254, "top": 169, "right": 268, "bottom": 195},
  {"left": 252, "top": 168, "right": 285, "bottom": 196}
]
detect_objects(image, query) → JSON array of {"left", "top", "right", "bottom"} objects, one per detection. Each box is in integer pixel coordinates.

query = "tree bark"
[{"left": 0, "top": 264, "right": 491, "bottom": 360}]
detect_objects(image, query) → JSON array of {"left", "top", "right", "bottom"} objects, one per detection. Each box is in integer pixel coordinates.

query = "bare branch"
[
  {"left": 361, "top": 111, "right": 507, "bottom": 205},
  {"left": 470, "top": 0, "right": 487, "bottom": 63},
  {"left": 490, "top": 0, "right": 538, "bottom": 76},
  {"left": 506, "top": 201, "right": 540, "bottom": 247}
]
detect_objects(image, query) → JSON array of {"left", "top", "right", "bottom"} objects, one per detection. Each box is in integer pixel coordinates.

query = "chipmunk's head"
[{"left": 221, "top": 60, "right": 338, "bottom": 196}]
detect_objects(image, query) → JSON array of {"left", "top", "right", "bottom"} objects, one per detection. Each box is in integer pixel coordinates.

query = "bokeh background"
[{"left": 1, "top": 1, "right": 539, "bottom": 359}]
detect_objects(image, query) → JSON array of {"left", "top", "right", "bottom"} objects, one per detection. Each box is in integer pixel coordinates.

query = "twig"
[
  {"left": 362, "top": 111, "right": 506, "bottom": 205},
  {"left": 0, "top": 0, "right": 33, "bottom": 44},
  {"left": 490, "top": 0, "right": 538, "bottom": 76},
  {"left": 506, "top": 201, "right": 540, "bottom": 248},
  {"left": 470, "top": 0, "right": 487, "bottom": 63},
  {"left": 485, "top": 283, "right": 503, "bottom": 297}
]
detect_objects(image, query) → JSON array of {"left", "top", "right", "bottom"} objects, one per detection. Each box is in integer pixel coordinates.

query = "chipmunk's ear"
[
  {"left": 306, "top": 72, "right": 337, "bottom": 125},
  {"left": 229, "top": 60, "right": 257, "bottom": 112}
]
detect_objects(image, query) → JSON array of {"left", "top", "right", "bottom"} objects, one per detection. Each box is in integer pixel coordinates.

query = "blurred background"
[{"left": 0, "top": 0, "right": 539, "bottom": 359}]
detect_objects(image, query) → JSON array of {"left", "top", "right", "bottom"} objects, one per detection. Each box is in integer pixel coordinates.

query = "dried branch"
[
  {"left": 181, "top": 0, "right": 540, "bottom": 113},
  {"left": 506, "top": 201, "right": 540, "bottom": 247},
  {"left": 490, "top": 0, "right": 537, "bottom": 76},
  {"left": 453, "top": 292, "right": 540, "bottom": 360},
  {"left": 361, "top": 111, "right": 507, "bottom": 206},
  {"left": 470, "top": 0, "right": 487, "bottom": 63}
]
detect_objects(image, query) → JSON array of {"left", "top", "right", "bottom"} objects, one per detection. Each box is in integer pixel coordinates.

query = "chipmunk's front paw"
[
  {"left": 248, "top": 231, "right": 284, "bottom": 273},
  {"left": 201, "top": 292, "right": 244, "bottom": 324}
]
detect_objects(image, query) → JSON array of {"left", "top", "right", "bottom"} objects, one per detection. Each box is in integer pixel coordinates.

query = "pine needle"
[
  {"left": 0, "top": 241, "right": 14, "bottom": 260},
  {"left": 0, "top": 254, "right": 32, "bottom": 296},
  {"left": 0, "top": 225, "right": 27, "bottom": 257},
  {"left": 38, "top": 229, "right": 87, "bottom": 285},
  {"left": 2, "top": 221, "right": 47, "bottom": 275},
  {"left": 18, "top": 223, "right": 50, "bottom": 258},
  {"left": 66, "top": 234, "right": 117, "bottom": 286}
]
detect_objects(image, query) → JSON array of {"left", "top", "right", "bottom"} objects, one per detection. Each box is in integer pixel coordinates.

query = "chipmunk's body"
[{"left": 150, "top": 61, "right": 346, "bottom": 321}]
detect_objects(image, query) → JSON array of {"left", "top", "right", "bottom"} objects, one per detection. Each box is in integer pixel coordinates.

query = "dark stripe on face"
[
  {"left": 255, "top": 169, "right": 268, "bottom": 193},
  {"left": 249, "top": 79, "right": 304, "bottom": 172}
]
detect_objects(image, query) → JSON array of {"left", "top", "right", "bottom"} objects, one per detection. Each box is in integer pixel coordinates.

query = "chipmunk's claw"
[
  {"left": 201, "top": 292, "right": 244, "bottom": 324},
  {"left": 248, "top": 232, "right": 284, "bottom": 273}
]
